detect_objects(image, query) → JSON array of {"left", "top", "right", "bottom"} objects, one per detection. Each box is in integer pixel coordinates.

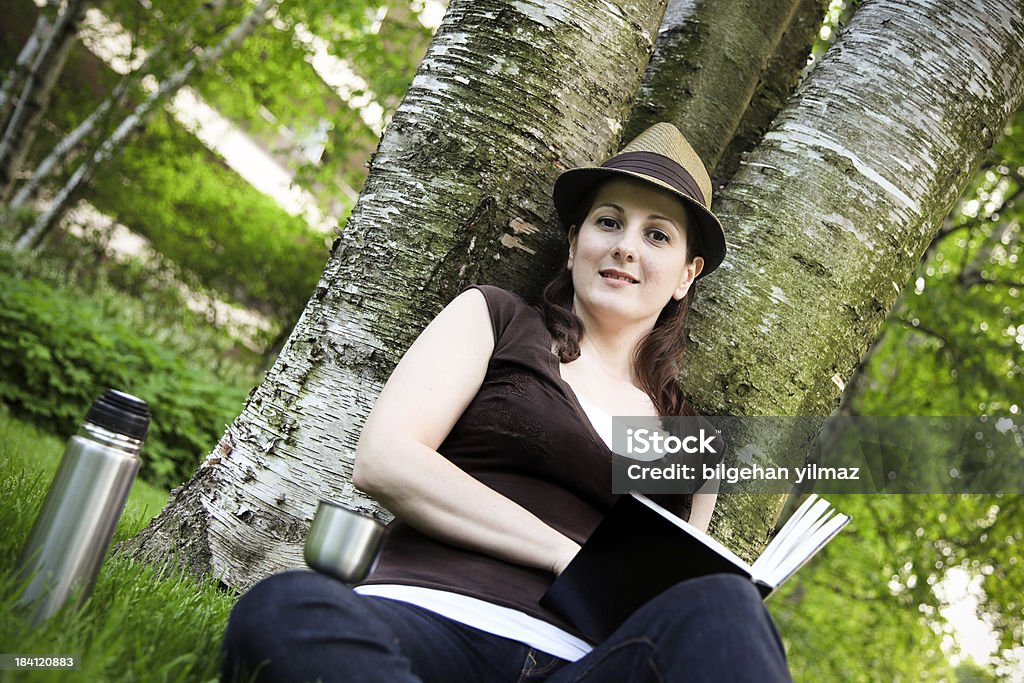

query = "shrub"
[{"left": 0, "top": 272, "right": 250, "bottom": 488}]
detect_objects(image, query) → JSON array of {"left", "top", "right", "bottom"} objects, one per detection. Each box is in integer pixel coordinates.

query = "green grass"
[
  {"left": 0, "top": 410, "right": 171, "bottom": 526},
  {"left": 0, "top": 409, "right": 237, "bottom": 682}
]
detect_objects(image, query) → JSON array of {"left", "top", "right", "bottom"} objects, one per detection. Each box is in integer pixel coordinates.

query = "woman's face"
[{"left": 568, "top": 176, "right": 704, "bottom": 330}]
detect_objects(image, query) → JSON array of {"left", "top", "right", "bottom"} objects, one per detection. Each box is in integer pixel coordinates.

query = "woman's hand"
[
  {"left": 550, "top": 538, "right": 582, "bottom": 576},
  {"left": 353, "top": 288, "right": 577, "bottom": 575}
]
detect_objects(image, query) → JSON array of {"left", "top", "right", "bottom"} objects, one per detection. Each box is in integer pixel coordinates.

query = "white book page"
[
  {"left": 769, "top": 506, "right": 837, "bottom": 571},
  {"left": 754, "top": 495, "right": 833, "bottom": 575},
  {"left": 629, "top": 493, "right": 753, "bottom": 573},
  {"left": 752, "top": 494, "right": 819, "bottom": 573},
  {"left": 764, "top": 498, "right": 834, "bottom": 572},
  {"left": 752, "top": 496, "right": 847, "bottom": 584},
  {"left": 759, "top": 513, "right": 851, "bottom": 587}
]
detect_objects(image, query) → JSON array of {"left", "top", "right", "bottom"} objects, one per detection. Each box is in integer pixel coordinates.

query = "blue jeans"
[{"left": 220, "top": 570, "right": 792, "bottom": 683}]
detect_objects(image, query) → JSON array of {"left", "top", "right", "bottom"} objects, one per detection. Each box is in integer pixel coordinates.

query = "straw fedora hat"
[{"left": 552, "top": 122, "right": 726, "bottom": 278}]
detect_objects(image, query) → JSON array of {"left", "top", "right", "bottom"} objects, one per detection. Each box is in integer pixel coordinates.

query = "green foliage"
[
  {"left": 0, "top": 412, "right": 234, "bottom": 683},
  {"left": 0, "top": 231, "right": 270, "bottom": 395},
  {"left": 0, "top": 269, "right": 250, "bottom": 488},
  {"left": 776, "top": 495, "right": 964, "bottom": 682},
  {"left": 2, "top": 0, "right": 435, "bottom": 323},
  {"left": 337, "top": 4, "right": 435, "bottom": 110},
  {"left": 778, "top": 493, "right": 1024, "bottom": 680},
  {"left": 956, "top": 659, "right": 1003, "bottom": 682},
  {"left": 89, "top": 109, "right": 329, "bottom": 320}
]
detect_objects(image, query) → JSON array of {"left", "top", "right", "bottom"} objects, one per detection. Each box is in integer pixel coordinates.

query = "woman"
[{"left": 220, "top": 123, "right": 792, "bottom": 683}]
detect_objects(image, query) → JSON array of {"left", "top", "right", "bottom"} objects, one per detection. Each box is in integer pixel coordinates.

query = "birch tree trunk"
[
  {"left": 710, "top": 0, "right": 826, "bottom": 188},
  {"left": 0, "top": 0, "right": 86, "bottom": 200},
  {"left": 118, "top": 0, "right": 671, "bottom": 590},
  {"left": 11, "top": 0, "right": 276, "bottom": 253},
  {"left": 625, "top": 0, "right": 826, "bottom": 175},
  {"left": 681, "top": 0, "right": 1024, "bottom": 562},
  {"left": 0, "top": 0, "right": 61, "bottom": 129},
  {"left": 7, "top": 0, "right": 233, "bottom": 211}
]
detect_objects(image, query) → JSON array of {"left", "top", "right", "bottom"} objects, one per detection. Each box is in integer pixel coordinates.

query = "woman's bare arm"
[
  {"left": 688, "top": 477, "right": 720, "bottom": 533},
  {"left": 352, "top": 289, "right": 580, "bottom": 575}
]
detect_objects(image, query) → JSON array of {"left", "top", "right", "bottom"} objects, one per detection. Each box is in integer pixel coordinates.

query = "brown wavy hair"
[{"left": 540, "top": 182, "right": 705, "bottom": 418}]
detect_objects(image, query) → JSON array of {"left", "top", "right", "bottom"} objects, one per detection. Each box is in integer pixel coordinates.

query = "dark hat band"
[{"left": 601, "top": 151, "right": 706, "bottom": 207}]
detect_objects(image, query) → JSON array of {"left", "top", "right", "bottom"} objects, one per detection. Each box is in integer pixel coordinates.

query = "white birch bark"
[
  {"left": 7, "top": 0, "right": 233, "bottom": 211},
  {"left": 0, "top": 0, "right": 86, "bottom": 199},
  {"left": 681, "top": 0, "right": 1024, "bottom": 561},
  {"left": 119, "top": 0, "right": 672, "bottom": 590},
  {"left": 11, "top": 0, "right": 278, "bottom": 253},
  {"left": 626, "top": 0, "right": 825, "bottom": 172},
  {"left": 0, "top": 0, "right": 61, "bottom": 128},
  {"left": 709, "top": 0, "right": 827, "bottom": 188}
]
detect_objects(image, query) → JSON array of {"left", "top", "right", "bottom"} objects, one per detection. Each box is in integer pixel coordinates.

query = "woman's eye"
[
  {"left": 647, "top": 229, "right": 670, "bottom": 243},
  {"left": 597, "top": 217, "right": 619, "bottom": 229}
]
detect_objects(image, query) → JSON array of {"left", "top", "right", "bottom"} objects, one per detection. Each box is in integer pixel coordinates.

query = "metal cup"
[{"left": 304, "top": 500, "right": 386, "bottom": 583}]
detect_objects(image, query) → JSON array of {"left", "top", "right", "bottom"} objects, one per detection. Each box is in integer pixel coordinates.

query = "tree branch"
[
  {"left": 0, "top": 0, "right": 86, "bottom": 198},
  {"left": 894, "top": 317, "right": 949, "bottom": 346}
]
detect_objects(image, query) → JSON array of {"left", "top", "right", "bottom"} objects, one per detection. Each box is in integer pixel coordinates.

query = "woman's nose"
[
  {"left": 612, "top": 246, "right": 635, "bottom": 261},
  {"left": 612, "top": 230, "right": 640, "bottom": 262}
]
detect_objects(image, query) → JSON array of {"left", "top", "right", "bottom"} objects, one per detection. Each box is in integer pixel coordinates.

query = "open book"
[{"left": 541, "top": 492, "right": 851, "bottom": 643}]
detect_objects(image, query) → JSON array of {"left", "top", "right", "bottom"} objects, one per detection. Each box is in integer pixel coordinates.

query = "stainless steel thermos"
[{"left": 16, "top": 389, "right": 150, "bottom": 624}]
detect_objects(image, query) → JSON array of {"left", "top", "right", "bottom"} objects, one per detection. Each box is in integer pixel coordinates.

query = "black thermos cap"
[{"left": 85, "top": 389, "right": 151, "bottom": 441}]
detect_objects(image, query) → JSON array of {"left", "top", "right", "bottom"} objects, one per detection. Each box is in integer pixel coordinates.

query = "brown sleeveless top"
[{"left": 356, "top": 285, "right": 691, "bottom": 636}]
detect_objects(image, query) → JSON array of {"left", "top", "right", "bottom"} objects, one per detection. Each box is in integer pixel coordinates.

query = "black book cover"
[{"left": 541, "top": 494, "right": 770, "bottom": 643}]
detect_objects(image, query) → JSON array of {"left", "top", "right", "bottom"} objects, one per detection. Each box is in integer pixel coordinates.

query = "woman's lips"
[{"left": 600, "top": 269, "right": 639, "bottom": 285}]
